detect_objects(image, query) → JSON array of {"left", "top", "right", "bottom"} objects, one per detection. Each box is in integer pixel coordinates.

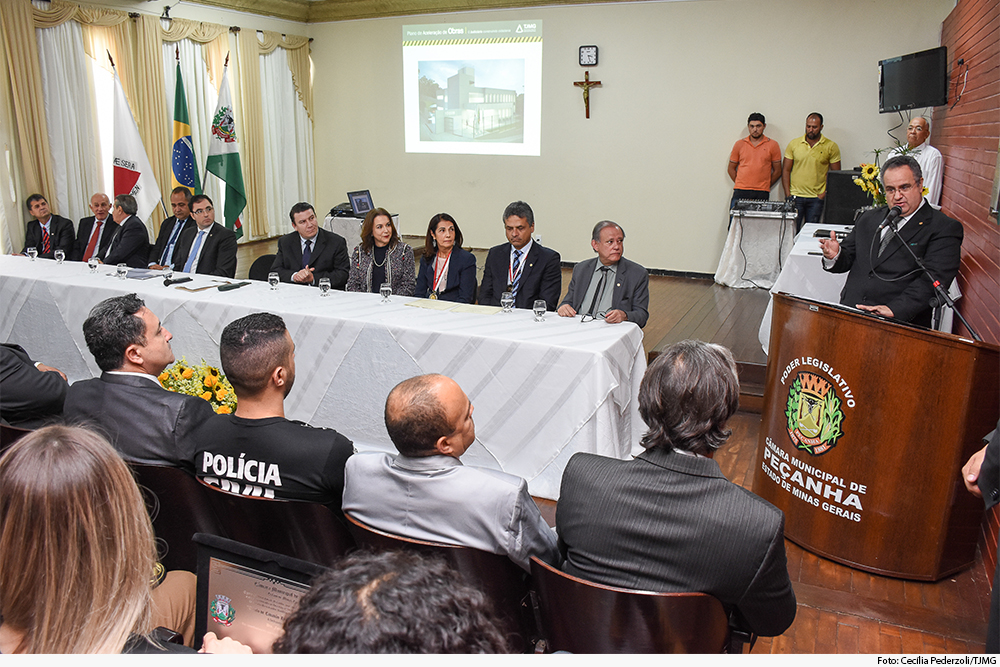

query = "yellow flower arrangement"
[
  {"left": 160, "top": 357, "right": 238, "bottom": 415},
  {"left": 854, "top": 156, "right": 887, "bottom": 209}
]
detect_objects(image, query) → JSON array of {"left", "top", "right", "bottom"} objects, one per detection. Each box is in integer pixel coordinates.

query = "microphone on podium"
[{"left": 876, "top": 205, "right": 903, "bottom": 232}]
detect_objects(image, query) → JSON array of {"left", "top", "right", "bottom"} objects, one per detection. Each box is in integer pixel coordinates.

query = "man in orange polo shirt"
[{"left": 728, "top": 112, "right": 782, "bottom": 213}]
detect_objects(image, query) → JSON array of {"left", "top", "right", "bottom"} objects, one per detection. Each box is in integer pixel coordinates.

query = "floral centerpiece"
[{"left": 159, "top": 357, "right": 237, "bottom": 414}]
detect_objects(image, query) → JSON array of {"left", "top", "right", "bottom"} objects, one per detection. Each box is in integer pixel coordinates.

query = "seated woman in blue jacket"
[{"left": 414, "top": 213, "right": 477, "bottom": 303}]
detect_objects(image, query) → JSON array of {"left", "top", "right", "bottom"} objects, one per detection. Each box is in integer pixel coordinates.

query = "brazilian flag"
[{"left": 171, "top": 63, "right": 201, "bottom": 194}]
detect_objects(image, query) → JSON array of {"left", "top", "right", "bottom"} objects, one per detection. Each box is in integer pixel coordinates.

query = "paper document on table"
[
  {"left": 450, "top": 303, "right": 502, "bottom": 315},
  {"left": 124, "top": 268, "right": 162, "bottom": 280},
  {"left": 406, "top": 299, "right": 458, "bottom": 311},
  {"left": 175, "top": 277, "right": 222, "bottom": 292}
]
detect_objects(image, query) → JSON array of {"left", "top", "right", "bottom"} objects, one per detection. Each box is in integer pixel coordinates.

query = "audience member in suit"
[
  {"left": 20, "top": 193, "right": 74, "bottom": 259},
  {"left": 556, "top": 340, "right": 796, "bottom": 637},
  {"left": 414, "top": 213, "right": 477, "bottom": 303},
  {"left": 149, "top": 187, "right": 194, "bottom": 270},
  {"left": 820, "top": 154, "right": 963, "bottom": 327},
  {"left": 100, "top": 194, "right": 150, "bottom": 269},
  {"left": 0, "top": 342, "right": 68, "bottom": 427},
  {"left": 343, "top": 374, "right": 559, "bottom": 572},
  {"left": 273, "top": 550, "right": 511, "bottom": 654},
  {"left": 345, "top": 207, "right": 416, "bottom": 296},
  {"left": 270, "top": 202, "right": 349, "bottom": 288},
  {"left": 557, "top": 220, "right": 650, "bottom": 327},
  {"left": 479, "top": 200, "right": 562, "bottom": 311},
  {"left": 171, "top": 194, "right": 237, "bottom": 278},
  {"left": 63, "top": 293, "right": 215, "bottom": 471},
  {"left": 189, "top": 313, "right": 353, "bottom": 507},
  {"left": 72, "top": 193, "right": 118, "bottom": 262},
  {"left": 963, "top": 421, "right": 1000, "bottom": 653}
]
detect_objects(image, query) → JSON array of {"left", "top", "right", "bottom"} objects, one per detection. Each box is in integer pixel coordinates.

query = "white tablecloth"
[
  {"left": 714, "top": 210, "right": 796, "bottom": 289},
  {"left": 0, "top": 255, "right": 645, "bottom": 499}
]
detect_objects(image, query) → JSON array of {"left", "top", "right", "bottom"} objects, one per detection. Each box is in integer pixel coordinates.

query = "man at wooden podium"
[{"left": 819, "top": 154, "right": 963, "bottom": 328}]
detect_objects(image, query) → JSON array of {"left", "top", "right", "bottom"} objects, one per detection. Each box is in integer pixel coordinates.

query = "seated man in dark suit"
[
  {"left": 72, "top": 193, "right": 118, "bottom": 262},
  {"left": 962, "top": 421, "right": 1000, "bottom": 652},
  {"left": 99, "top": 194, "right": 150, "bottom": 268},
  {"left": 557, "top": 220, "right": 649, "bottom": 327},
  {"left": 190, "top": 313, "right": 353, "bottom": 506},
  {"left": 172, "top": 194, "right": 237, "bottom": 278},
  {"left": 270, "top": 202, "right": 349, "bottom": 288},
  {"left": 149, "top": 186, "right": 195, "bottom": 270},
  {"left": 343, "top": 374, "right": 559, "bottom": 572},
  {"left": 0, "top": 342, "right": 68, "bottom": 427},
  {"left": 63, "top": 293, "right": 215, "bottom": 470},
  {"left": 819, "top": 154, "right": 963, "bottom": 327},
  {"left": 557, "top": 340, "right": 796, "bottom": 637},
  {"left": 21, "top": 193, "right": 74, "bottom": 259},
  {"left": 479, "top": 201, "right": 562, "bottom": 311}
]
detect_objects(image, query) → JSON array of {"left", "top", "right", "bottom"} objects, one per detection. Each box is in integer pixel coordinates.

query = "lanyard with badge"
[{"left": 431, "top": 253, "right": 451, "bottom": 299}]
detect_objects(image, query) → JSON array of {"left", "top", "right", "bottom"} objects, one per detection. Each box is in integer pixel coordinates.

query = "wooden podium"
[{"left": 754, "top": 293, "right": 999, "bottom": 580}]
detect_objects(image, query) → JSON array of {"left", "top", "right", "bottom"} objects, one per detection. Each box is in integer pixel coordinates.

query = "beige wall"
[{"left": 308, "top": 0, "right": 955, "bottom": 271}]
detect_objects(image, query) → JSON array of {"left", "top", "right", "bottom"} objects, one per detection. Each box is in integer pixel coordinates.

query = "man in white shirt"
[{"left": 888, "top": 117, "right": 943, "bottom": 208}]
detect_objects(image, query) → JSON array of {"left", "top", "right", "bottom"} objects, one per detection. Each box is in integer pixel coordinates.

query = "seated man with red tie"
[
  {"left": 171, "top": 194, "right": 237, "bottom": 278},
  {"left": 72, "top": 193, "right": 119, "bottom": 262},
  {"left": 270, "top": 202, "right": 349, "bottom": 288},
  {"left": 21, "top": 193, "right": 74, "bottom": 260}
]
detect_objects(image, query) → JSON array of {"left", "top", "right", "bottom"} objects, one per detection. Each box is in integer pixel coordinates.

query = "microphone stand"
[{"left": 883, "top": 218, "right": 982, "bottom": 342}]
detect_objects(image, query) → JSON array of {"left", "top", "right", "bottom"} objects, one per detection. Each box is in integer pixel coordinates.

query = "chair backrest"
[
  {"left": 0, "top": 423, "right": 32, "bottom": 453},
  {"left": 200, "top": 481, "right": 354, "bottom": 567},
  {"left": 248, "top": 254, "right": 276, "bottom": 281},
  {"left": 529, "top": 557, "right": 731, "bottom": 653},
  {"left": 129, "top": 463, "right": 222, "bottom": 572},
  {"left": 344, "top": 513, "right": 534, "bottom": 652}
]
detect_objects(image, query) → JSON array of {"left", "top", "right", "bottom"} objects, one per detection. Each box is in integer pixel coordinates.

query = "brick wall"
[{"left": 933, "top": 0, "right": 999, "bottom": 586}]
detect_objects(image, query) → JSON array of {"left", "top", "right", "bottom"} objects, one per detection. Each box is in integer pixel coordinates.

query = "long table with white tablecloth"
[{"left": 0, "top": 255, "right": 646, "bottom": 499}]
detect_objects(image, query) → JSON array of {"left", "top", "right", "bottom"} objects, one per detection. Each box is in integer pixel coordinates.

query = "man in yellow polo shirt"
[
  {"left": 728, "top": 112, "right": 782, "bottom": 211},
  {"left": 782, "top": 112, "right": 841, "bottom": 231}
]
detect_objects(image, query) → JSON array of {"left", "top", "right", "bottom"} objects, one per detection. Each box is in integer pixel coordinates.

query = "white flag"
[{"left": 112, "top": 68, "right": 161, "bottom": 222}]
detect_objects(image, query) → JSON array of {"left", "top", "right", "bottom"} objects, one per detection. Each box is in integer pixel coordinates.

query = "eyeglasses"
[
  {"left": 884, "top": 183, "right": 917, "bottom": 196},
  {"left": 193, "top": 206, "right": 214, "bottom": 215},
  {"left": 581, "top": 312, "right": 607, "bottom": 323}
]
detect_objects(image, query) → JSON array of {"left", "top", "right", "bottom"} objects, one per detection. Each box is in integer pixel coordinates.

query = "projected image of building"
[{"left": 422, "top": 65, "right": 523, "bottom": 142}]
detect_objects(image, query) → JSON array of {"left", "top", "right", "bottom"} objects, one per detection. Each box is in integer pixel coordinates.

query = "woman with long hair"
[
  {"left": 414, "top": 213, "right": 477, "bottom": 303},
  {"left": 345, "top": 207, "right": 415, "bottom": 296}
]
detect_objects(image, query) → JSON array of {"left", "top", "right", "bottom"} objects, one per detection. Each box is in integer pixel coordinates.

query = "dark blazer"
[
  {"left": 479, "top": 242, "right": 562, "bottom": 310},
  {"left": 415, "top": 247, "right": 477, "bottom": 303},
  {"left": 980, "top": 423, "right": 1000, "bottom": 652},
  {"left": 556, "top": 448, "right": 797, "bottom": 637},
  {"left": 827, "top": 200, "right": 963, "bottom": 327},
  {"left": 72, "top": 216, "right": 119, "bottom": 262},
  {"left": 149, "top": 215, "right": 194, "bottom": 267},
  {"left": 100, "top": 215, "right": 150, "bottom": 268},
  {"left": 63, "top": 372, "right": 216, "bottom": 472},
  {"left": 23, "top": 215, "right": 75, "bottom": 259},
  {"left": 0, "top": 343, "right": 67, "bottom": 427},
  {"left": 172, "top": 222, "right": 238, "bottom": 278},
  {"left": 271, "top": 228, "right": 349, "bottom": 288},
  {"left": 559, "top": 256, "right": 650, "bottom": 327}
]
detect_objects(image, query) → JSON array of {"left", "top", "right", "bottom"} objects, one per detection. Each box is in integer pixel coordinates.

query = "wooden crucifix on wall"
[{"left": 573, "top": 71, "right": 602, "bottom": 119}]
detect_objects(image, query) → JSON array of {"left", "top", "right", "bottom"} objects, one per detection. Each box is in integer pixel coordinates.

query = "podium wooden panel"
[{"left": 754, "top": 293, "right": 999, "bottom": 580}]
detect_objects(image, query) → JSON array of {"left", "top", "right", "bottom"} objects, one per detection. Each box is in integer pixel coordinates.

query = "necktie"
[
  {"left": 83, "top": 220, "right": 103, "bottom": 262},
  {"left": 587, "top": 267, "right": 610, "bottom": 317},
  {"left": 511, "top": 249, "right": 523, "bottom": 297},
  {"left": 41, "top": 227, "right": 50, "bottom": 255},
  {"left": 184, "top": 230, "right": 206, "bottom": 273},
  {"left": 302, "top": 239, "right": 312, "bottom": 269},
  {"left": 161, "top": 219, "right": 186, "bottom": 266},
  {"left": 878, "top": 226, "right": 894, "bottom": 257}
]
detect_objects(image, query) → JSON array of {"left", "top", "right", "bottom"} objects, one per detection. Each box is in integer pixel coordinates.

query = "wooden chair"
[
  {"left": 0, "top": 423, "right": 32, "bottom": 453},
  {"left": 129, "top": 463, "right": 222, "bottom": 572},
  {"left": 344, "top": 512, "right": 535, "bottom": 652},
  {"left": 199, "top": 481, "right": 355, "bottom": 567},
  {"left": 529, "top": 556, "right": 735, "bottom": 653},
  {"left": 248, "top": 254, "right": 276, "bottom": 281}
]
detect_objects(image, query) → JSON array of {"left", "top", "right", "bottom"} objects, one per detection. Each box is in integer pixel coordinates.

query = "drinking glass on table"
[
  {"left": 380, "top": 282, "right": 392, "bottom": 303},
  {"left": 268, "top": 272, "right": 279, "bottom": 290},
  {"left": 116, "top": 263, "right": 128, "bottom": 280},
  {"left": 162, "top": 266, "right": 174, "bottom": 281},
  {"left": 533, "top": 300, "right": 546, "bottom": 322},
  {"left": 319, "top": 278, "right": 331, "bottom": 296},
  {"left": 26, "top": 247, "right": 37, "bottom": 261},
  {"left": 88, "top": 257, "right": 99, "bottom": 273},
  {"left": 54, "top": 249, "right": 65, "bottom": 264},
  {"left": 500, "top": 292, "right": 514, "bottom": 313}
]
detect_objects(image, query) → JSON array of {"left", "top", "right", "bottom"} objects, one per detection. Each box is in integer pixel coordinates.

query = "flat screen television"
[{"left": 878, "top": 46, "right": 948, "bottom": 113}]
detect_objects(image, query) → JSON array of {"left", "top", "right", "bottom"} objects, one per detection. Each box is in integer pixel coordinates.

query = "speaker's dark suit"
[
  {"left": 63, "top": 373, "right": 216, "bottom": 472},
  {"left": 0, "top": 343, "right": 67, "bottom": 427},
  {"left": 149, "top": 215, "right": 194, "bottom": 267},
  {"left": 100, "top": 215, "right": 150, "bottom": 268},
  {"left": 559, "top": 256, "right": 650, "bottom": 328},
  {"left": 270, "top": 228, "right": 349, "bottom": 288},
  {"left": 172, "top": 222, "right": 238, "bottom": 278},
  {"left": 827, "top": 201, "right": 963, "bottom": 327},
  {"left": 23, "top": 215, "right": 75, "bottom": 259},
  {"left": 71, "top": 216, "right": 118, "bottom": 262},
  {"left": 556, "top": 448, "right": 797, "bottom": 637},
  {"left": 978, "top": 424, "right": 999, "bottom": 652},
  {"left": 479, "top": 242, "right": 562, "bottom": 310}
]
